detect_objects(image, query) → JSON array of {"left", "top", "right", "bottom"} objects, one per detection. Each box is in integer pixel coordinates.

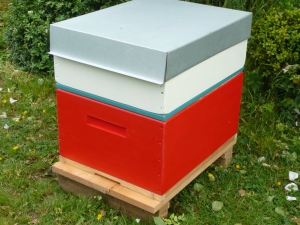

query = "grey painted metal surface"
[{"left": 50, "top": 0, "right": 252, "bottom": 84}]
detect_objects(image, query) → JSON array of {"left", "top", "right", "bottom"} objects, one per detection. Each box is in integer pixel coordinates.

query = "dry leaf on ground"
[{"left": 238, "top": 189, "right": 246, "bottom": 197}]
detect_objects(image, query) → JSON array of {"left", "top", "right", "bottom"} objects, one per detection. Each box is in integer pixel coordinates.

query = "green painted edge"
[
  {"left": 56, "top": 68, "right": 243, "bottom": 122},
  {"left": 56, "top": 82, "right": 166, "bottom": 121}
]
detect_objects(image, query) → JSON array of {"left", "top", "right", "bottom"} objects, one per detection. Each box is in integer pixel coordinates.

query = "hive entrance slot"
[{"left": 87, "top": 115, "right": 127, "bottom": 137}]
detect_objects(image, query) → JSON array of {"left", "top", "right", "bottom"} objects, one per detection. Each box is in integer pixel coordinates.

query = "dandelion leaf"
[
  {"left": 212, "top": 201, "right": 223, "bottom": 211},
  {"left": 267, "top": 196, "right": 276, "bottom": 202},
  {"left": 153, "top": 217, "right": 166, "bottom": 225},
  {"left": 275, "top": 207, "right": 286, "bottom": 217},
  {"left": 193, "top": 183, "right": 204, "bottom": 192}
]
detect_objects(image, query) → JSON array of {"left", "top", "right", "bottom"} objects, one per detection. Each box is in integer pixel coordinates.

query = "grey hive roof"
[{"left": 50, "top": 0, "right": 252, "bottom": 84}]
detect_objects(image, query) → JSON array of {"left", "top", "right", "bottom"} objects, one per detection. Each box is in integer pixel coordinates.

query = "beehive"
[{"left": 50, "top": 0, "right": 252, "bottom": 196}]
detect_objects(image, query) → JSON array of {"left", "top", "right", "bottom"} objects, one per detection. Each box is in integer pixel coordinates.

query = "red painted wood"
[
  {"left": 56, "top": 72, "right": 244, "bottom": 195},
  {"left": 56, "top": 90, "right": 164, "bottom": 193},
  {"left": 161, "top": 72, "right": 244, "bottom": 193}
]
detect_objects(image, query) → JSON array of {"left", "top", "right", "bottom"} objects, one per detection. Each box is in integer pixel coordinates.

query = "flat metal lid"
[{"left": 50, "top": 0, "right": 252, "bottom": 84}]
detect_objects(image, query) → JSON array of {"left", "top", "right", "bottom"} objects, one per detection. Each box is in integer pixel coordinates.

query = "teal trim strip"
[
  {"left": 56, "top": 68, "right": 243, "bottom": 121},
  {"left": 56, "top": 82, "right": 166, "bottom": 121}
]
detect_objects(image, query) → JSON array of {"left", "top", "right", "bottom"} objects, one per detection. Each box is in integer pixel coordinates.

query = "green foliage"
[
  {"left": 0, "top": 18, "right": 6, "bottom": 55},
  {"left": 246, "top": 7, "right": 300, "bottom": 120},
  {"left": 5, "top": 0, "right": 126, "bottom": 75},
  {"left": 0, "top": 2, "right": 9, "bottom": 58},
  {"left": 248, "top": 8, "right": 300, "bottom": 77},
  {"left": 185, "top": 0, "right": 300, "bottom": 15},
  {"left": 154, "top": 214, "right": 186, "bottom": 225},
  {"left": 0, "top": 0, "right": 10, "bottom": 11},
  {"left": 154, "top": 217, "right": 166, "bottom": 225},
  {"left": 272, "top": 64, "right": 300, "bottom": 113},
  {"left": 164, "top": 214, "right": 186, "bottom": 225}
]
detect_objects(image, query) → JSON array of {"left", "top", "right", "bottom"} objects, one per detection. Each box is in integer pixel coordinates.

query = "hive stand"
[
  {"left": 52, "top": 135, "right": 236, "bottom": 221},
  {"left": 56, "top": 175, "right": 170, "bottom": 221},
  {"left": 215, "top": 147, "right": 233, "bottom": 168}
]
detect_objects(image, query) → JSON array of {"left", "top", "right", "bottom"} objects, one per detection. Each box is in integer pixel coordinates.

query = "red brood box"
[{"left": 56, "top": 72, "right": 243, "bottom": 195}]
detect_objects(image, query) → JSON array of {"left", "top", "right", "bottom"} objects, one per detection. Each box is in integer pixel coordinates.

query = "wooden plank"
[
  {"left": 57, "top": 175, "right": 169, "bottom": 220},
  {"left": 60, "top": 156, "right": 166, "bottom": 201},
  {"left": 215, "top": 147, "right": 233, "bottom": 168},
  {"left": 104, "top": 193, "right": 169, "bottom": 220},
  {"left": 52, "top": 162, "right": 117, "bottom": 194},
  {"left": 219, "top": 147, "right": 233, "bottom": 159},
  {"left": 53, "top": 162, "right": 161, "bottom": 213},
  {"left": 54, "top": 40, "right": 247, "bottom": 115},
  {"left": 109, "top": 185, "right": 161, "bottom": 213}
]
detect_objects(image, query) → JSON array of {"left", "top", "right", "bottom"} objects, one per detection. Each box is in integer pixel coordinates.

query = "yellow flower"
[
  {"left": 16, "top": 120, "right": 20, "bottom": 123},
  {"left": 13, "top": 146, "right": 18, "bottom": 151},
  {"left": 22, "top": 116, "right": 25, "bottom": 119},
  {"left": 113, "top": 216, "right": 118, "bottom": 220},
  {"left": 23, "top": 111, "right": 28, "bottom": 115},
  {"left": 293, "top": 79, "right": 299, "bottom": 84},
  {"left": 236, "top": 164, "right": 240, "bottom": 169},
  {"left": 0, "top": 157, "right": 2, "bottom": 161},
  {"left": 277, "top": 182, "right": 281, "bottom": 186},
  {"left": 208, "top": 173, "right": 215, "bottom": 181},
  {"left": 2, "top": 99, "right": 7, "bottom": 104},
  {"left": 42, "top": 109, "right": 46, "bottom": 113},
  {"left": 97, "top": 214, "right": 102, "bottom": 220},
  {"left": 6, "top": 133, "right": 10, "bottom": 137}
]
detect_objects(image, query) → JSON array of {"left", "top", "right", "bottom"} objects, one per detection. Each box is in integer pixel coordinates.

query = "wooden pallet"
[{"left": 52, "top": 135, "right": 236, "bottom": 219}]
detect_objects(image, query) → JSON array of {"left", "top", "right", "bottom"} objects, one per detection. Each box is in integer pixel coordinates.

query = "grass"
[{"left": 1, "top": 1, "right": 300, "bottom": 225}]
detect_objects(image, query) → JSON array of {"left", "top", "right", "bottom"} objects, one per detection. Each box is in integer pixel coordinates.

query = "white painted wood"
[
  {"left": 54, "top": 57, "right": 165, "bottom": 114},
  {"left": 164, "top": 40, "right": 248, "bottom": 113},
  {"left": 54, "top": 40, "right": 247, "bottom": 114}
]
